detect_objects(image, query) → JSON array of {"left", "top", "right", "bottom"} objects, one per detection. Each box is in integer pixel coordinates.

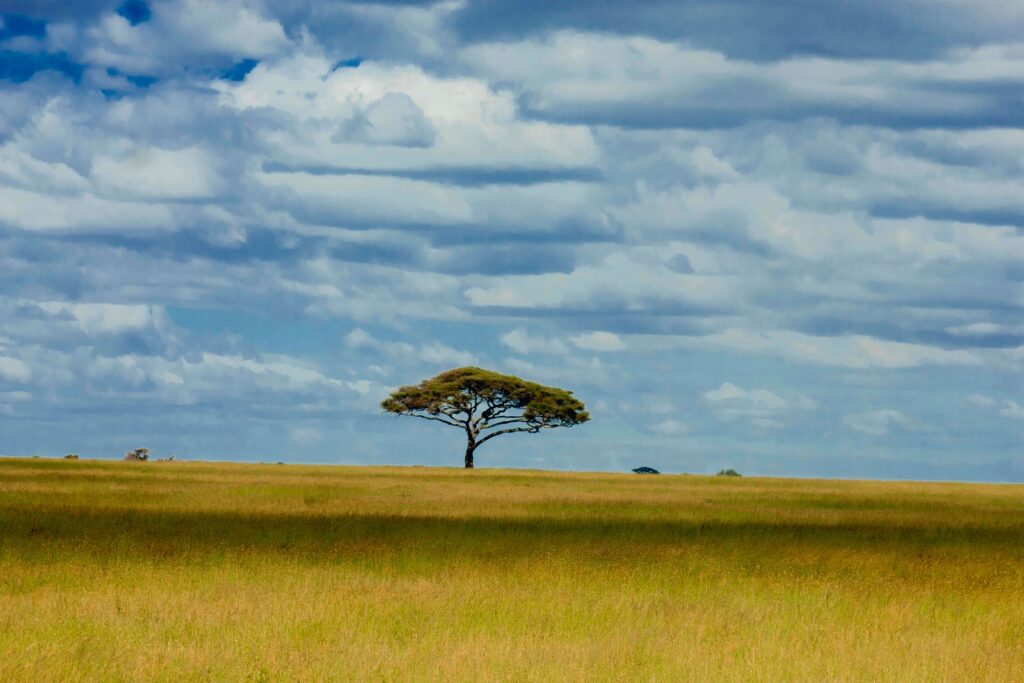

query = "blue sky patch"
[
  {"left": 332, "top": 57, "right": 363, "bottom": 70},
  {"left": 0, "top": 50, "right": 83, "bottom": 83},
  {"left": 116, "top": 0, "right": 151, "bottom": 26},
  {"left": 105, "top": 67, "right": 158, "bottom": 89},
  {"left": 220, "top": 58, "right": 259, "bottom": 81},
  {"left": 0, "top": 13, "right": 46, "bottom": 40}
]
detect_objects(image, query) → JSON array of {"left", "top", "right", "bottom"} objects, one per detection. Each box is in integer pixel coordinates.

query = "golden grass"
[{"left": 1, "top": 457, "right": 1022, "bottom": 682}]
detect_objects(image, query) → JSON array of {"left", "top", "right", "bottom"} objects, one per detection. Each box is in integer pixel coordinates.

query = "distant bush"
[
  {"left": 64, "top": 454, "right": 79, "bottom": 460},
  {"left": 124, "top": 448, "right": 150, "bottom": 462},
  {"left": 632, "top": 466, "right": 660, "bottom": 474},
  {"left": 716, "top": 468, "right": 742, "bottom": 477}
]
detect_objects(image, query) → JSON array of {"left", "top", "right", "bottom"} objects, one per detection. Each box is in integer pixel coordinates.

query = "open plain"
[{"left": 1, "top": 457, "right": 1022, "bottom": 682}]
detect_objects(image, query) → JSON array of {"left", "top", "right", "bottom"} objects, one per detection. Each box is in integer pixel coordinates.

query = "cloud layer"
[{"left": 0, "top": 1, "right": 1020, "bottom": 479}]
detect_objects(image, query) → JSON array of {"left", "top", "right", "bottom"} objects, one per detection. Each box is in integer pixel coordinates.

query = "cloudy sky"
[{"left": 1, "top": 0, "right": 1022, "bottom": 479}]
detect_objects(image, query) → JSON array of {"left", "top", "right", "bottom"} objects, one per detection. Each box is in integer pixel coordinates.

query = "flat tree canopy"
[{"left": 381, "top": 366, "right": 589, "bottom": 468}]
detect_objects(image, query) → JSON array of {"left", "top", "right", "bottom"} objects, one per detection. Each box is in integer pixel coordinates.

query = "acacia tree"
[{"left": 381, "top": 367, "right": 589, "bottom": 468}]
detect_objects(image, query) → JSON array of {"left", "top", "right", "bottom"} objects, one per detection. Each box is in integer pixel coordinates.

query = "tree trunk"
[{"left": 464, "top": 440, "right": 475, "bottom": 469}]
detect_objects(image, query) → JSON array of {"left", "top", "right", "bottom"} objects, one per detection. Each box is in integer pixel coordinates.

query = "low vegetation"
[
  {"left": 124, "top": 448, "right": 150, "bottom": 462},
  {"left": 1, "top": 457, "right": 1022, "bottom": 681}
]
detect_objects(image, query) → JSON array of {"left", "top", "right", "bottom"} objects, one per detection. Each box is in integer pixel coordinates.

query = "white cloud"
[
  {"left": 500, "top": 329, "right": 569, "bottom": 355},
  {"left": 68, "top": 0, "right": 287, "bottom": 75},
  {"left": 842, "top": 410, "right": 911, "bottom": 436},
  {"left": 501, "top": 354, "right": 611, "bottom": 387},
  {"left": 216, "top": 54, "right": 599, "bottom": 175},
  {"left": 948, "top": 322, "right": 1024, "bottom": 337},
  {"left": 0, "top": 313, "right": 384, "bottom": 423},
  {"left": 463, "top": 31, "right": 1024, "bottom": 126},
  {"left": 161, "top": 0, "right": 287, "bottom": 57},
  {"left": 258, "top": 170, "right": 474, "bottom": 227},
  {"left": 963, "top": 394, "right": 1024, "bottom": 421},
  {"left": 998, "top": 400, "right": 1024, "bottom": 419},
  {"left": 569, "top": 331, "right": 626, "bottom": 352},
  {"left": 335, "top": 92, "right": 436, "bottom": 148},
  {"left": 193, "top": 353, "right": 365, "bottom": 393},
  {"left": 704, "top": 382, "right": 748, "bottom": 402},
  {"left": 703, "top": 382, "right": 815, "bottom": 429},
  {"left": 690, "top": 146, "right": 741, "bottom": 180},
  {"left": 91, "top": 147, "right": 225, "bottom": 200},
  {"left": 418, "top": 342, "right": 477, "bottom": 367},
  {"left": 694, "top": 329, "right": 981, "bottom": 369},
  {"left": 339, "top": 0, "right": 463, "bottom": 59},
  {"left": 465, "top": 251, "right": 737, "bottom": 311},
  {"left": 344, "top": 328, "right": 376, "bottom": 349},
  {"left": 651, "top": 419, "right": 688, "bottom": 435},
  {"left": 35, "top": 302, "right": 167, "bottom": 336},
  {"left": 0, "top": 357, "right": 32, "bottom": 383},
  {"left": 0, "top": 145, "right": 89, "bottom": 193},
  {"left": 0, "top": 186, "right": 175, "bottom": 233},
  {"left": 345, "top": 328, "right": 477, "bottom": 367}
]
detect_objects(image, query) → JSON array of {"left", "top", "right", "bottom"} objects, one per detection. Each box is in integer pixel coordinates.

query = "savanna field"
[{"left": 1, "top": 457, "right": 1023, "bottom": 682}]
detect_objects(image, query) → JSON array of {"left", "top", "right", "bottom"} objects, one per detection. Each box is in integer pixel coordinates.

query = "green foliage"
[
  {"left": 716, "top": 468, "right": 742, "bottom": 477},
  {"left": 381, "top": 367, "right": 589, "bottom": 466},
  {"left": 382, "top": 366, "right": 588, "bottom": 426}
]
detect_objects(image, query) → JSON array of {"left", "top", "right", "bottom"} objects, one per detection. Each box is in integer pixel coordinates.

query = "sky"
[{"left": 0, "top": 0, "right": 1021, "bottom": 480}]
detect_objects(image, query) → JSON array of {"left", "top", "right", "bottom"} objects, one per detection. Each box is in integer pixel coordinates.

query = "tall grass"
[{"left": 1, "top": 457, "right": 1022, "bottom": 681}]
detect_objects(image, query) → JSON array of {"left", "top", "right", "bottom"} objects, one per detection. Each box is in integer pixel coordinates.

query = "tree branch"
[
  {"left": 476, "top": 426, "right": 539, "bottom": 446},
  {"left": 403, "top": 412, "right": 464, "bottom": 428},
  {"left": 473, "top": 397, "right": 516, "bottom": 430},
  {"left": 479, "top": 417, "right": 533, "bottom": 430},
  {"left": 486, "top": 403, "right": 516, "bottom": 420}
]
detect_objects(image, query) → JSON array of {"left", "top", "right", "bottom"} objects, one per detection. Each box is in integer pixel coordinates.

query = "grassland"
[{"left": 1, "top": 457, "right": 1022, "bottom": 682}]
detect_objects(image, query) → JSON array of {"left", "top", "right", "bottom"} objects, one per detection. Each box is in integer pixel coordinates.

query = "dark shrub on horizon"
[{"left": 125, "top": 448, "right": 150, "bottom": 462}]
